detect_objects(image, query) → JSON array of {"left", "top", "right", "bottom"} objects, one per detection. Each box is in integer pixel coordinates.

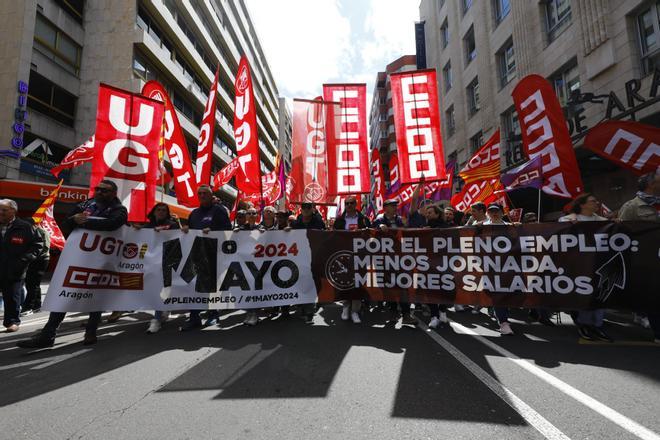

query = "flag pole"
[{"left": 537, "top": 187, "right": 541, "bottom": 223}]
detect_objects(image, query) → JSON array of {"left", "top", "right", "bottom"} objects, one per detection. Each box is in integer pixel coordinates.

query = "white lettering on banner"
[
  {"left": 305, "top": 103, "right": 326, "bottom": 181},
  {"left": 518, "top": 89, "right": 571, "bottom": 198},
  {"left": 195, "top": 82, "right": 217, "bottom": 183},
  {"left": 400, "top": 74, "right": 437, "bottom": 179},
  {"left": 604, "top": 128, "right": 660, "bottom": 170},
  {"left": 109, "top": 95, "right": 154, "bottom": 137},
  {"left": 332, "top": 90, "right": 362, "bottom": 192}
]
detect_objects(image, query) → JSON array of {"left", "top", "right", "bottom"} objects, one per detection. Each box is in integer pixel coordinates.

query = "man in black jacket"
[
  {"left": 18, "top": 180, "right": 127, "bottom": 347},
  {"left": 180, "top": 184, "right": 232, "bottom": 330},
  {"left": 0, "top": 199, "right": 43, "bottom": 332},
  {"left": 21, "top": 219, "right": 50, "bottom": 314}
]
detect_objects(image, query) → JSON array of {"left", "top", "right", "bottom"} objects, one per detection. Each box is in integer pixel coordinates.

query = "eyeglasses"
[
  {"left": 247, "top": 212, "right": 258, "bottom": 216},
  {"left": 345, "top": 201, "right": 356, "bottom": 206},
  {"left": 301, "top": 205, "right": 313, "bottom": 210},
  {"left": 94, "top": 187, "right": 112, "bottom": 194}
]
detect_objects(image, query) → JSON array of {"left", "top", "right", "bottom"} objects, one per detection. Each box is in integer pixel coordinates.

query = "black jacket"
[
  {"left": 188, "top": 204, "right": 232, "bottom": 231},
  {"left": 292, "top": 213, "right": 326, "bottom": 230},
  {"left": 333, "top": 212, "right": 371, "bottom": 230},
  {"left": 0, "top": 218, "right": 44, "bottom": 282},
  {"left": 62, "top": 198, "right": 128, "bottom": 234}
]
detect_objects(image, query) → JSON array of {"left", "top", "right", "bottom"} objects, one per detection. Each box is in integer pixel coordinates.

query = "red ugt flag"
[
  {"left": 195, "top": 67, "right": 220, "bottom": 186},
  {"left": 234, "top": 56, "right": 262, "bottom": 196},
  {"left": 90, "top": 84, "right": 164, "bottom": 222}
]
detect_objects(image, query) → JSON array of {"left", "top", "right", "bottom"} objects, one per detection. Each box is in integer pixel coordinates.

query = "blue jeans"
[
  {"left": 577, "top": 309, "right": 605, "bottom": 328},
  {"left": 494, "top": 307, "right": 509, "bottom": 324},
  {"left": 2, "top": 280, "right": 24, "bottom": 326}
]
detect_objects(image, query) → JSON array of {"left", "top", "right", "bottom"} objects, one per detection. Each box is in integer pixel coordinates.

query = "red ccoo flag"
[{"left": 459, "top": 130, "right": 501, "bottom": 184}]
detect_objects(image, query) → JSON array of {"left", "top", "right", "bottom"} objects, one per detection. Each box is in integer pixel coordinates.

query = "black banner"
[{"left": 310, "top": 222, "right": 660, "bottom": 311}]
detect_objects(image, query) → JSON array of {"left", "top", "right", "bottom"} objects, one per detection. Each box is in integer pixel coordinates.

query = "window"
[
  {"left": 470, "top": 131, "right": 483, "bottom": 154},
  {"left": 442, "top": 61, "right": 452, "bottom": 91},
  {"left": 551, "top": 61, "right": 580, "bottom": 105},
  {"left": 132, "top": 54, "right": 158, "bottom": 82},
  {"left": 446, "top": 106, "right": 456, "bottom": 136},
  {"left": 464, "top": 27, "right": 476, "bottom": 65},
  {"left": 493, "top": 0, "right": 510, "bottom": 23},
  {"left": 438, "top": 0, "right": 446, "bottom": 8},
  {"left": 462, "top": 0, "right": 473, "bottom": 14},
  {"left": 441, "top": 19, "right": 449, "bottom": 48},
  {"left": 55, "top": 0, "right": 84, "bottom": 24},
  {"left": 466, "top": 77, "right": 480, "bottom": 116},
  {"left": 637, "top": 2, "right": 660, "bottom": 75},
  {"left": 379, "top": 113, "right": 387, "bottom": 122},
  {"left": 501, "top": 107, "right": 524, "bottom": 167},
  {"left": 545, "top": 0, "right": 572, "bottom": 42},
  {"left": 27, "top": 70, "right": 77, "bottom": 127},
  {"left": 33, "top": 14, "right": 82, "bottom": 75},
  {"left": 497, "top": 40, "right": 516, "bottom": 87}
]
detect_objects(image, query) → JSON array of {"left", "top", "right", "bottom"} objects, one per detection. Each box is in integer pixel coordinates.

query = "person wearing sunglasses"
[
  {"left": 333, "top": 196, "right": 370, "bottom": 324},
  {"left": 18, "top": 180, "right": 128, "bottom": 348}
]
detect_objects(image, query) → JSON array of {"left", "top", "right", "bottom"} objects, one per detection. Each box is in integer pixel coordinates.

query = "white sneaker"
[
  {"left": 244, "top": 312, "right": 259, "bottom": 326},
  {"left": 439, "top": 311, "right": 449, "bottom": 324},
  {"left": 454, "top": 305, "right": 465, "bottom": 312},
  {"left": 471, "top": 307, "right": 481, "bottom": 315},
  {"left": 146, "top": 319, "right": 161, "bottom": 334},
  {"left": 351, "top": 312, "right": 361, "bottom": 324},
  {"left": 341, "top": 306, "right": 350, "bottom": 321},
  {"left": 640, "top": 317, "right": 650, "bottom": 329},
  {"left": 429, "top": 317, "right": 440, "bottom": 329},
  {"left": 499, "top": 321, "right": 513, "bottom": 335}
]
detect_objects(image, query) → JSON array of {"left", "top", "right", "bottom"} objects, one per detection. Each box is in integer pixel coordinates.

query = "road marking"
[
  {"left": 450, "top": 321, "right": 660, "bottom": 440},
  {"left": 0, "top": 349, "right": 92, "bottom": 371},
  {"left": 416, "top": 320, "right": 571, "bottom": 440}
]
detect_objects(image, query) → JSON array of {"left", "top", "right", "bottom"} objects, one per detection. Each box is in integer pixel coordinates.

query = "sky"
[{"left": 245, "top": 0, "right": 420, "bottom": 107}]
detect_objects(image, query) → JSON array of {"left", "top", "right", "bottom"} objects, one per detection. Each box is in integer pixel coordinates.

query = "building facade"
[
  {"left": 277, "top": 96, "right": 292, "bottom": 171},
  {"left": 419, "top": 0, "right": 660, "bottom": 211},
  {"left": 0, "top": 0, "right": 283, "bottom": 216}
]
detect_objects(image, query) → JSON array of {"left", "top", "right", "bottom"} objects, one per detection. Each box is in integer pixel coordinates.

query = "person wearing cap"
[
  {"left": 0, "top": 199, "right": 43, "bottom": 333},
  {"left": 234, "top": 209, "right": 248, "bottom": 229},
  {"left": 289, "top": 202, "right": 325, "bottom": 323},
  {"left": 373, "top": 199, "right": 405, "bottom": 230},
  {"left": 482, "top": 203, "right": 515, "bottom": 334},
  {"left": 179, "top": 184, "right": 232, "bottom": 331},
  {"left": 333, "top": 196, "right": 370, "bottom": 324},
  {"left": 522, "top": 212, "right": 538, "bottom": 223}
]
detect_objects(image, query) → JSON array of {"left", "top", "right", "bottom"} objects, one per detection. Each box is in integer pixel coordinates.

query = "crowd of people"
[{"left": 1, "top": 170, "right": 658, "bottom": 350}]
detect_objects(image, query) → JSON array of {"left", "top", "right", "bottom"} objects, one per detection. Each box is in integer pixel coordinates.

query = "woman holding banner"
[{"left": 559, "top": 193, "right": 612, "bottom": 342}]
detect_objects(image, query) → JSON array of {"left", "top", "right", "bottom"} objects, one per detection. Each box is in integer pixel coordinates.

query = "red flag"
[
  {"left": 512, "top": 74, "right": 583, "bottom": 199},
  {"left": 51, "top": 135, "right": 95, "bottom": 178},
  {"left": 234, "top": 56, "right": 262, "bottom": 196},
  {"left": 289, "top": 98, "right": 338, "bottom": 203},
  {"left": 142, "top": 81, "right": 198, "bottom": 207},
  {"left": 370, "top": 148, "right": 386, "bottom": 216},
  {"left": 212, "top": 157, "right": 242, "bottom": 190},
  {"left": 32, "top": 180, "right": 66, "bottom": 250},
  {"left": 390, "top": 69, "right": 446, "bottom": 184},
  {"left": 459, "top": 130, "right": 501, "bottom": 183},
  {"left": 90, "top": 83, "right": 164, "bottom": 223},
  {"left": 195, "top": 67, "right": 220, "bottom": 186},
  {"left": 584, "top": 120, "right": 660, "bottom": 175},
  {"left": 230, "top": 189, "right": 241, "bottom": 222},
  {"left": 322, "top": 84, "right": 370, "bottom": 195},
  {"left": 451, "top": 179, "right": 503, "bottom": 213},
  {"left": 388, "top": 154, "right": 401, "bottom": 195}
]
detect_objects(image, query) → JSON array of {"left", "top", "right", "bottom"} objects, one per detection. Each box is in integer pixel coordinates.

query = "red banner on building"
[
  {"left": 370, "top": 148, "right": 385, "bottom": 216},
  {"left": 512, "top": 74, "right": 583, "bottom": 199},
  {"left": 195, "top": 67, "right": 220, "bottom": 187},
  {"left": 584, "top": 120, "right": 660, "bottom": 176},
  {"left": 142, "top": 81, "right": 198, "bottom": 207},
  {"left": 289, "top": 98, "right": 338, "bottom": 204},
  {"left": 234, "top": 56, "right": 262, "bottom": 196},
  {"left": 90, "top": 84, "right": 164, "bottom": 222},
  {"left": 459, "top": 130, "right": 500, "bottom": 183},
  {"left": 390, "top": 69, "right": 446, "bottom": 184},
  {"left": 322, "top": 84, "right": 370, "bottom": 195}
]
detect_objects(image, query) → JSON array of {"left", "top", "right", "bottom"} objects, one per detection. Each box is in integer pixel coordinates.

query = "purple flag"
[{"left": 501, "top": 156, "right": 543, "bottom": 190}]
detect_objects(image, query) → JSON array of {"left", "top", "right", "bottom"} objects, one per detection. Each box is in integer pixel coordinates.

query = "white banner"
[{"left": 43, "top": 227, "right": 317, "bottom": 312}]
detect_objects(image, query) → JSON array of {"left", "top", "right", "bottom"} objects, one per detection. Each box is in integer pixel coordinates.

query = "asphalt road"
[{"left": 1, "top": 302, "right": 659, "bottom": 440}]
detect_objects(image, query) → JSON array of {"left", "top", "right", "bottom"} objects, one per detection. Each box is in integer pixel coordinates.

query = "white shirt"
[{"left": 558, "top": 213, "right": 606, "bottom": 222}]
